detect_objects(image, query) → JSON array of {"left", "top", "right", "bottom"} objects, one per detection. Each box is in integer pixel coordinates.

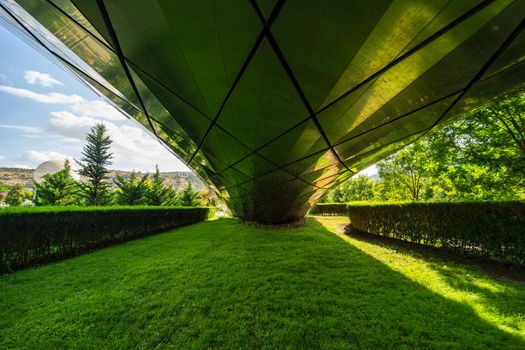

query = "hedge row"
[
  {"left": 347, "top": 201, "right": 525, "bottom": 264},
  {"left": 0, "top": 206, "right": 214, "bottom": 273},
  {"left": 309, "top": 203, "right": 348, "bottom": 216}
]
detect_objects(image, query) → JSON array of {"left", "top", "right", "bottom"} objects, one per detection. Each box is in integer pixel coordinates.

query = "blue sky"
[{"left": 0, "top": 22, "right": 189, "bottom": 172}]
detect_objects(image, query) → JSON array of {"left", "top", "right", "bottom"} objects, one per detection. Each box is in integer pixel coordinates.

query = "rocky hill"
[{"left": 0, "top": 167, "right": 204, "bottom": 191}]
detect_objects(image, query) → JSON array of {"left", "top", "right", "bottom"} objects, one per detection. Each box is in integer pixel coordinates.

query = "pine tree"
[
  {"left": 146, "top": 165, "right": 178, "bottom": 206},
  {"left": 179, "top": 182, "right": 200, "bottom": 206},
  {"left": 76, "top": 123, "right": 113, "bottom": 205},
  {"left": 114, "top": 171, "right": 150, "bottom": 205},
  {"left": 34, "top": 160, "right": 79, "bottom": 205}
]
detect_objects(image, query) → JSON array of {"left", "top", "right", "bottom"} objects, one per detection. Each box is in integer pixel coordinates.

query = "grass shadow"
[
  {"left": 320, "top": 217, "right": 525, "bottom": 342},
  {"left": 1, "top": 217, "right": 523, "bottom": 348},
  {"left": 344, "top": 225, "right": 525, "bottom": 282}
]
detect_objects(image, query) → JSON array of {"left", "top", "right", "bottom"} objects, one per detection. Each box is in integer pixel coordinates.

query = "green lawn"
[{"left": 1, "top": 217, "right": 524, "bottom": 349}]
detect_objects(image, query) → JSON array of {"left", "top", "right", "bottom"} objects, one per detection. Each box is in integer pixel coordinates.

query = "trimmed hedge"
[
  {"left": 309, "top": 203, "right": 348, "bottom": 216},
  {"left": 347, "top": 201, "right": 525, "bottom": 264},
  {"left": 0, "top": 206, "right": 214, "bottom": 273}
]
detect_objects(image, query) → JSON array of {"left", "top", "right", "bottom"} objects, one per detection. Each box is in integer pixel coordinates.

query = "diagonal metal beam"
[
  {"left": 95, "top": 0, "right": 157, "bottom": 137},
  {"left": 31, "top": 0, "right": 324, "bottom": 191},
  {"left": 317, "top": 0, "right": 497, "bottom": 114},
  {"left": 187, "top": 0, "right": 287, "bottom": 165},
  {"left": 48, "top": 0, "right": 502, "bottom": 188},
  {"left": 47, "top": 0, "right": 216, "bottom": 120},
  {"left": 215, "top": 43, "right": 525, "bottom": 185},
  {"left": 317, "top": 128, "right": 432, "bottom": 191},
  {"left": 250, "top": 0, "right": 354, "bottom": 175},
  {"left": 0, "top": 2, "right": 140, "bottom": 114},
  {"left": 215, "top": 0, "right": 497, "bottom": 177},
  {"left": 415, "top": 13, "right": 525, "bottom": 142}
]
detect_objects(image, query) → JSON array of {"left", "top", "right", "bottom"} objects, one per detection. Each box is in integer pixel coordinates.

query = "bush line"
[
  {"left": 347, "top": 201, "right": 525, "bottom": 265},
  {"left": 0, "top": 206, "right": 215, "bottom": 273},
  {"left": 309, "top": 203, "right": 348, "bottom": 216}
]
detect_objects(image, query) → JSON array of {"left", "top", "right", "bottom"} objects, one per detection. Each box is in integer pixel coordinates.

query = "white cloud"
[
  {"left": 0, "top": 155, "right": 6, "bottom": 161},
  {"left": 1, "top": 83, "right": 126, "bottom": 121},
  {"left": 0, "top": 85, "right": 83, "bottom": 104},
  {"left": 46, "top": 111, "right": 187, "bottom": 171},
  {"left": 48, "top": 111, "right": 97, "bottom": 139},
  {"left": 24, "top": 70, "right": 62, "bottom": 87},
  {"left": 0, "top": 124, "right": 43, "bottom": 133},
  {"left": 19, "top": 150, "right": 70, "bottom": 167},
  {"left": 0, "top": 79, "right": 183, "bottom": 171},
  {"left": 12, "top": 164, "right": 31, "bottom": 169},
  {"left": 71, "top": 99, "right": 126, "bottom": 121}
]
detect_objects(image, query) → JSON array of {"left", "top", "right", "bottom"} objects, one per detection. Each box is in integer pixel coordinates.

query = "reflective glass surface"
[{"left": 3, "top": 0, "right": 525, "bottom": 222}]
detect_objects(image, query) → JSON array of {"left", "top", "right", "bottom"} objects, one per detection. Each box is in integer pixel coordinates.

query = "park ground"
[{"left": 1, "top": 216, "right": 524, "bottom": 349}]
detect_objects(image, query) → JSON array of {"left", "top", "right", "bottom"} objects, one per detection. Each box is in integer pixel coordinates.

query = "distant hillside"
[
  {"left": 0, "top": 167, "right": 204, "bottom": 191},
  {"left": 0, "top": 168, "right": 34, "bottom": 189}
]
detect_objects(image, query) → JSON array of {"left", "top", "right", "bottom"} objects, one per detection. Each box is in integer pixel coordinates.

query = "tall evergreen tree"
[
  {"left": 146, "top": 165, "right": 178, "bottom": 206},
  {"left": 114, "top": 171, "right": 149, "bottom": 205},
  {"left": 76, "top": 123, "right": 113, "bottom": 205},
  {"left": 179, "top": 182, "right": 200, "bottom": 206}
]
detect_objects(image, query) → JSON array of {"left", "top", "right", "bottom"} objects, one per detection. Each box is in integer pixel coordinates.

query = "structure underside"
[{"left": 2, "top": 0, "right": 525, "bottom": 223}]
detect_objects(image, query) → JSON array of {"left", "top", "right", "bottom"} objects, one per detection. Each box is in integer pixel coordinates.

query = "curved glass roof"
[{"left": 2, "top": 0, "right": 525, "bottom": 222}]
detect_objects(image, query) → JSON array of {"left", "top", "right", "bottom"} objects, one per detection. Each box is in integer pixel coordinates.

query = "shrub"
[
  {"left": 0, "top": 206, "right": 214, "bottom": 273},
  {"left": 309, "top": 203, "right": 348, "bottom": 216},
  {"left": 5, "top": 183, "right": 30, "bottom": 206},
  {"left": 347, "top": 201, "right": 525, "bottom": 264}
]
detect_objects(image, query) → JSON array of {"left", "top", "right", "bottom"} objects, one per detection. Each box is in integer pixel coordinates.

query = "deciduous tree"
[{"left": 5, "top": 183, "right": 28, "bottom": 206}]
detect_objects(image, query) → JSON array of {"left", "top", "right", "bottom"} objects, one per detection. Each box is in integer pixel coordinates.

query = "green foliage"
[
  {"left": 348, "top": 201, "right": 525, "bottom": 264},
  {"left": 179, "top": 182, "right": 200, "bottom": 206},
  {"left": 34, "top": 160, "right": 80, "bottom": 206},
  {"left": 0, "top": 206, "right": 213, "bottom": 273},
  {"left": 0, "top": 183, "right": 7, "bottom": 203},
  {"left": 421, "top": 93, "right": 525, "bottom": 200},
  {"left": 4, "top": 183, "right": 30, "bottom": 207},
  {"left": 199, "top": 188, "right": 217, "bottom": 207},
  {"left": 146, "top": 165, "right": 178, "bottom": 206},
  {"left": 114, "top": 171, "right": 150, "bottom": 205},
  {"left": 325, "top": 89, "right": 525, "bottom": 202},
  {"left": 0, "top": 181, "right": 9, "bottom": 193},
  {"left": 1, "top": 218, "right": 524, "bottom": 348},
  {"left": 76, "top": 123, "right": 113, "bottom": 205},
  {"left": 377, "top": 142, "right": 429, "bottom": 201},
  {"left": 309, "top": 203, "right": 347, "bottom": 216},
  {"left": 344, "top": 175, "right": 375, "bottom": 201},
  {"left": 321, "top": 176, "right": 375, "bottom": 203}
]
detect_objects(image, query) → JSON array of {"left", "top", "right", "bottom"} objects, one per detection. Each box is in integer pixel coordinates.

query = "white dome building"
[{"left": 34, "top": 159, "right": 80, "bottom": 184}]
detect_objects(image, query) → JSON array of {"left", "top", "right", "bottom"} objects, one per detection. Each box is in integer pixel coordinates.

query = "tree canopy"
[{"left": 324, "top": 89, "right": 525, "bottom": 203}]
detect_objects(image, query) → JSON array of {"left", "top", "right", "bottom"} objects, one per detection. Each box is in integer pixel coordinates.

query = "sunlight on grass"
[
  {"left": 2, "top": 218, "right": 524, "bottom": 348},
  {"left": 314, "top": 216, "right": 525, "bottom": 338}
]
